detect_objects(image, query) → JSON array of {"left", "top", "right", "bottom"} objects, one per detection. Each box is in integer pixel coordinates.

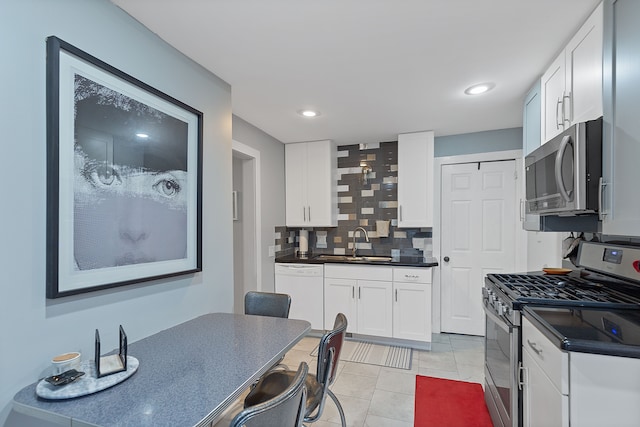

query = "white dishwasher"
[{"left": 275, "top": 263, "right": 324, "bottom": 330}]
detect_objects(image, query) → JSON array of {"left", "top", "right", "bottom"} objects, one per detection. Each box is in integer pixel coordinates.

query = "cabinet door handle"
[
  {"left": 307, "top": 206, "right": 311, "bottom": 222},
  {"left": 598, "top": 177, "right": 607, "bottom": 220},
  {"left": 303, "top": 206, "right": 306, "bottom": 222},
  {"left": 527, "top": 339, "right": 542, "bottom": 356},
  {"left": 563, "top": 92, "right": 572, "bottom": 125},
  {"left": 395, "top": 289, "right": 398, "bottom": 302},
  {"left": 556, "top": 97, "right": 563, "bottom": 129},
  {"left": 352, "top": 286, "right": 355, "bottom": 299},
  {"left": 358, "top": 287, "right": 361, "bottom": 299},
  {"left": 398, "top": 205, "right": 403, "bottom": 222}
]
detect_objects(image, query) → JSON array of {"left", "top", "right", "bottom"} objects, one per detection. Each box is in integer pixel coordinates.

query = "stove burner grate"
[{"left": 488, "top": 273, "right": 640, "bottom": 309}]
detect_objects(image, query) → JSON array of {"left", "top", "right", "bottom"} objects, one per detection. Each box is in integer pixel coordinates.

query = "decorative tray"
[{"left": 36, "top": 356, "right": 138, "bottom": 400}]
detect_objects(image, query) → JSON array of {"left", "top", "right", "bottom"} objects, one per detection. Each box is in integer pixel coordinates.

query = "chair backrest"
[
  {"left": 316, "top": 313, "right": 348, "bottom": 387},
  {"left": 230, "top": 361, "right": 308, "bottom": 427},
  {"left": 244, "top": 291, "right": 291, "bottom": 318}
]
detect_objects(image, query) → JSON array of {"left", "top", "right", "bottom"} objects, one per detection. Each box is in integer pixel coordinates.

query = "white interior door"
[{"left": 440, "top": 160, "right": 516, "bottom": 335}]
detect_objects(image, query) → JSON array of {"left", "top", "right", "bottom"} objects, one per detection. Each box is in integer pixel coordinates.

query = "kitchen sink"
[
  {"left": 314, "top": 255, "right": 393, "bottom": 262},
  {"left": 362, "top": 256, "right": 393, "bottom": 262},
  {"left": 314, "top": 255, "right": 361, "bottom": 261}
]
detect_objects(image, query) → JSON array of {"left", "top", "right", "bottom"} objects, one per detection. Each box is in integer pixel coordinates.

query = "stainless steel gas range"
[{"left": 482, "top": 241, "right": 640, "bottom": 427}]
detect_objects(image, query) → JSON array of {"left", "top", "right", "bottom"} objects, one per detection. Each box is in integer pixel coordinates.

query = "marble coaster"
[{"left": 36, "top": 356, "right": 139, "bottom": 400}]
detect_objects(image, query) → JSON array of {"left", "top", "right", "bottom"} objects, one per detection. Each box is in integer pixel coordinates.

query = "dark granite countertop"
[
  {"left": 275, "top": 254, "right": 438, "bottom": 268},
  {"left": 523, "top": 306, "right": 640, "bottom": 359}
]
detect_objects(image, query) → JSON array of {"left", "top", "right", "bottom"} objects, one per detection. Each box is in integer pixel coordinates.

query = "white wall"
[{"left": 0, "top": 1, "right": 233, "bottom": 425}]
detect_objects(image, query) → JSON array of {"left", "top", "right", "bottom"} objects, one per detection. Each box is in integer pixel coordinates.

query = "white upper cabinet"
[
  {"left": 566, "top": 3, "right": 604, "bottom": 125},
  {"left": 601, "top": 0, "right": 640, "bottom": 236},
  {"left": 397, "top": 131, "right": 434, "bottom": 228},
  {"left": 285, "top": 140, "right": 337, "bottom": 227},
  {"left": 523, "top": 80, "right": 542, "bottom": 156},
  {"left": 541, "top": 2, "right": 603, "bottom": 143},
  {"left": 541, "top": 53, "right": 567, "bottom": 142}
]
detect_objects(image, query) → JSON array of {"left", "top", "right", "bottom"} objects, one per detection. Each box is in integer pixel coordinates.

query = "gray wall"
[
  {"left": 232, "top": 115, "right": 286, "bottom": 293},
  {"left": 1, "top": 1, "right": 233, "bottom": 425},
  {"left": 232, "top": 156, "right": 246, "bottom": 312},
  {"left": 435, "top": 127, "right": 523, "bottom": 157}
]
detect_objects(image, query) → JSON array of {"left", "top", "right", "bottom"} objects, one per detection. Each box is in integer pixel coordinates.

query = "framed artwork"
[{"left": 46, "top": 36, "right": 203, "bottom": 298}]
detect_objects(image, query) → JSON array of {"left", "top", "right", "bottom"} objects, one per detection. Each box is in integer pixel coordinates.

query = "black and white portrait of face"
[{"left": 73, "top": 75, "right": 189, "bottom": 270}]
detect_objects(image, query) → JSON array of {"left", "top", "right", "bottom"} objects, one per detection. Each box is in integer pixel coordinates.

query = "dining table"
[{"left": 13, "top": 313, "right": 311, "bottom": 427}]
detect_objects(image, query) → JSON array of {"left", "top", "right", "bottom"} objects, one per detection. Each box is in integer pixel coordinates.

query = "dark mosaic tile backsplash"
[{"left": 275, "top": 141, "right": 431, "bottom": 258}]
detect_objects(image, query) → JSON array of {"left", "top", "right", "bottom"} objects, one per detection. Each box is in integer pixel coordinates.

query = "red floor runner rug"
[{"left": 414, "top": 375, "right": 493, "bottom": 427}]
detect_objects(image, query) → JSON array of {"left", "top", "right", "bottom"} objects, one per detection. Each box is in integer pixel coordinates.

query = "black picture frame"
[{"left": 46, "top": 36, "right": 203, "bottom": 298}]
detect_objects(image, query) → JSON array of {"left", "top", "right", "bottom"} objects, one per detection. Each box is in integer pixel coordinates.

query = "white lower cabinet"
[
  {"left": 356, "top": 280, "right": 393, "bottom": 337},
  {"left": 522, "top": 317, "right": 569, "bottom": 427},
  {"left": 324, "top": 264, "right": 431, "bottom": 343},
  {"left": 522, "top": 345, "right": 569, "bottom": 427},
  {"left": 522, "top": 316, "right": 640, "bottom": 427},
  {"left": 393, "top": 268, "right": 432, "bottom": 342},
  {"left": 323, "top": 278, "right": 358, "bottom": 331},
  {"left": 324, "top": 265, "right": 392, "bottom": 337},
  {"left": 569, "top": 351, "right": 640, "bottom": 427}
]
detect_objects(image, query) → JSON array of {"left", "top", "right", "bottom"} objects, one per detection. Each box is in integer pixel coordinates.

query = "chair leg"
[
  {"left": 327, "top": 389, "right": 346, "bottom": 427},
  {"left": 302, "top": 389, "right": 346, "bottom": 426}
]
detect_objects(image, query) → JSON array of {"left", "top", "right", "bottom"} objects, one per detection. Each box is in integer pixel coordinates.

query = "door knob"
[{"left": 443, "top": 256, "right": 450, "bottom": 262}]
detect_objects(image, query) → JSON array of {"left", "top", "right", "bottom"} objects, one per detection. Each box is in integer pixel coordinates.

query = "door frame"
[
  {"left": 232, "top": 140, "right": 262, "bottom": 296},
  {"left": 432, "top": 149, "right": 526, "bottom": 333}
]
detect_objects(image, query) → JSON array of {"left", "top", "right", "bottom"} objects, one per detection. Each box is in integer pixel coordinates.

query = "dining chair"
[
  {"left": 229, "top": 361, "right": 308, "bottom": 427},
  {"left": 244, "top": 313, "right": 348, "bottom": 427},
  {"left": 244, "top": 290, "right": 292, "bottom": 370},
  {"left": 244, "top": 291, "right": 291, "bottom": 318}
]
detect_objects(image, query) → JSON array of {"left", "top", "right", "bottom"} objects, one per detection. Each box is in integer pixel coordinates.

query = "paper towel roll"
[{"left": 299, "top": 230, "right": 309, "bottom": 255}]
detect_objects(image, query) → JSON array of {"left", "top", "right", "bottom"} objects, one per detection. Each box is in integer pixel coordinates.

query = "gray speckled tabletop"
[{"left": 13, "top": 313, "right": 311, "bottom": 427}]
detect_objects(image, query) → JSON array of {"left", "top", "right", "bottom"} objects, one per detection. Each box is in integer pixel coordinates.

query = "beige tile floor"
[{"left": 213, "top": 333, "right": 485, "bottom": 427}]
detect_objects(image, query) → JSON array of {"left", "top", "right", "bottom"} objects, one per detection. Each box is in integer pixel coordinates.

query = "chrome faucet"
[{"left": 352, "top": 227, "right": 370, "bottom": 258}]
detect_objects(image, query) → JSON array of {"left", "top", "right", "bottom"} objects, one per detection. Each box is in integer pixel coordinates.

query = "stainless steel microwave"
[{"left": 525, "top": 117, "right": 602, "bottom": 215}]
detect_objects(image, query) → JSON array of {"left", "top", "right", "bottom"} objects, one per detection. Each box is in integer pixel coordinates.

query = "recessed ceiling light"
[
  {"left": 298, "top": 109, "right": 320, "bottom": 118},
  {"left": 136, "top": 133, "right": 149, "bottom": 138},
  {"left": 464, "top": 83, "right": 495, "bottom": 95}
]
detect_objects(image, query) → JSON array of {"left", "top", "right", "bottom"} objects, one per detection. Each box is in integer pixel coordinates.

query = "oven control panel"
[
  {"left": 578, "top": 242, "right": 640, "bottom": 281},
  {"left": 482, "top": 285, "right": 515, "bottom": 323}
]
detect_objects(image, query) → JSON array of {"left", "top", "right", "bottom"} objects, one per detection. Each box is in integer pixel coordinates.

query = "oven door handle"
[
  {"left": 483, "top": 303, "right": 511, "bottom": 333},
  {"left": 518, "top": 361, "right": 527, "bottom": 391}
]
